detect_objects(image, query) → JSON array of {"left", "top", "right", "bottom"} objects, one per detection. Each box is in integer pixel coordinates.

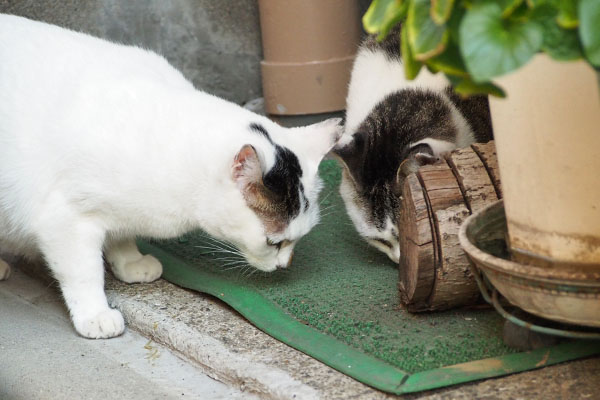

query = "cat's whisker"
[
  {"left": 194, "top": 233, "right": 239, "bottom": 251},
  {"left": 214, "top": 257, "right": 245, "bottom": 263},
  {"left": 241, "top": 265, "right": 256, "bottom": 278},
  {"left": 320, "top": 209, "right": 337, "bottom": 216},
  {"left": 319, "top": 211, "right": 338, "bottom": 219},
  {"left": 213, "top": 244, "right": 243, "bottom": 257},
  {"left": 205, "top": 235, "right": 237, "bottom": 248},
  {"left": 221, "top": 262, "right": 245, "bottom": 270},
  {"left": 213, "top": 253, "right": 244, "bottom": 259},
  {"left": 319, "top": 210, "right": 336, "bottom": 218},
  {"left": 246, "top": 268, "right": 259, "bottom": 279},
  {"left": 205, "top": 238, "right": 239, "bottom": 252},
  {"left": 193, "top": 244, "right": 225, "bottom": 252},
  {"left": 197, "top": 237, "right": 231, "bottom": 248},
  {"left": 193, "top": 245, "right": 242, "bottom": 257},
  {"left": 220, "top": 260, "right": 247, "bottom": 269},
  {"left": 319, "top": 205, "right": 337, "bottom": 214},
  {"left": 320, "top": 202, "right": 336, "bottom": 210},
  {"left": 197, "top": 251, "right": 230, "bottom": 256},
  {"left": 319, "top": 190, "right": 334, "bottom": 205}
]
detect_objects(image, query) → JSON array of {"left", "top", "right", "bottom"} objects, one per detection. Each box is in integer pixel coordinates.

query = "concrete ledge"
[
  {"left": 104, "top": 276, "right": 375, "bottom": 400},
  {"left": 14, "top": 258, "right": 600, "bottom": 400}
]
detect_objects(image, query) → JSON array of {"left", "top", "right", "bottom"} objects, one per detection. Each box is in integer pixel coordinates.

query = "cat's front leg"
[
  {"left": 105, "top": 238, "right": 162, "bottom": 284},
  {"left": 39, "top": 220, "right": 124, "bottom": 339},
  {"left": 0, "top": 258, "right": 11, "bottom": 280}
]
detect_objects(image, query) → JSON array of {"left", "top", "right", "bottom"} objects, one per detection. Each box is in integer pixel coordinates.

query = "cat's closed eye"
[
  {"left": 369, "top": 237, "right": 393, "bottom": 249},
  {"left": 266, "top": 238, "right": 291, "bottom": 250}
]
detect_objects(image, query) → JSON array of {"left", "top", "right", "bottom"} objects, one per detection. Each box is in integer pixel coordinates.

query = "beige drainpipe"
[{"left": 257, "top": 0, "right": 361, "bottom": 115}]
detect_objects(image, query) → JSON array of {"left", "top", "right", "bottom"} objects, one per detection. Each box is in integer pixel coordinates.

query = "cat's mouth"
[{"left": 241, "top": 252, "right": 284, "bottom": 273}]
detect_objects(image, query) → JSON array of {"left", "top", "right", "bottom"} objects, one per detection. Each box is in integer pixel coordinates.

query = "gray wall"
[
  {"left": 0, "top": 0, "right": 263, "bottom": 104},
  {"left": 0, "top": 0, "right": 373, "bottom": 106}
]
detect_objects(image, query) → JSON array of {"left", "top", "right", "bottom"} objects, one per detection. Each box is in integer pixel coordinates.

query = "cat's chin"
[
  {"left": 385, "top": 249, "right": 400, "bottom": 264},
  {"left": 366, "top": 238, "right": 400, "bottom": 264},
  {"left": 253, "top": 264, "right": 277, "bottom": 273},
  {"left": 243, "top": 256, "right": 278, "bottom": 273}
]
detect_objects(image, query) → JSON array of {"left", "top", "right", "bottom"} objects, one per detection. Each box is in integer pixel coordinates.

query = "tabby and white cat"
[
  {"left": 0, "top": 14, "right": 341, "bottom": 338},
  {"left": 334, "top": 26, "right": 493, "bottom": 263}
]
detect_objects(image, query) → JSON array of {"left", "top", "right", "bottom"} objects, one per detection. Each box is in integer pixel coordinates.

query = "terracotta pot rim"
[{"left": 459, "top": 200, "right": 600, "bottom": 283}]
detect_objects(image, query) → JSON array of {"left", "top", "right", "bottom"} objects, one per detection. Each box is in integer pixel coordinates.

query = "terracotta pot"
[
  {"left": 489, "top": 54, "right": 600, "bottom": 267},
  {"left": 257, "top": 0, "right": 360, "bottom": 115}
]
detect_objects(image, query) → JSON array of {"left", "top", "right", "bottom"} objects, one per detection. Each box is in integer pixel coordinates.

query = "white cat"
[{"left": 0, "top": 14, "right": 341, "bottom": 339}]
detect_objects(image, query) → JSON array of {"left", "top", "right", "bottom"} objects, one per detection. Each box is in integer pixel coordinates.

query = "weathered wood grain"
[{"left": 398, "top": 141, "right": 502, "bottom": 312}]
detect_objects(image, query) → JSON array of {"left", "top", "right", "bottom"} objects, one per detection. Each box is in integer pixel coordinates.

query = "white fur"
[
  {"left": 0, "top": 258, "right": 10, "bottom": 280},
  {"left": 341, "top": 48, "right": 450, "bottom": 145},
  {"left": 0, "top": 15, "right": 340, "bottom": 338},
  {"left": 339, "top": 176, "right": 400, "bottom": 263},
  {"left": 440, "top": 95, "right": 475, "bottom": 147},
  {"left": 342, "top": 47, "right": 475, "bottom": 146},
  {"left": 409, "top": 138, "right": 456, "bottom": 157}
]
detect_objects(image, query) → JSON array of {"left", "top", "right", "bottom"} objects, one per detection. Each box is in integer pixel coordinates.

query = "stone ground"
[
  {"left": 0, "top": 266, "right": 257, "bottom": 400},
  {"left": 2, "top": 259, "right": 599, "bottom": 400}
]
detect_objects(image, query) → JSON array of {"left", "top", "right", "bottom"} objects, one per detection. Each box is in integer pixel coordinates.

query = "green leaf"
[
  {"left": 453, "top": 77, "right": 507, "bottom": 98},
  {"left": 401, "top": 22, "right": 423, "bottom": 79},
  {"left": 525, "top": 0, "right": 551, "bottom": 7},
  {"left": 407, "top": 0, "right": 449, "bottom": 60},
  {"left": 556, "top": 0, "right": 578, "bottom": 29},
  {"left": 426, "top": 41, "right": 469, "bottom": 77},
  {"left": 431, "top": 0, "right": 454, "bottom": 25},
  {"left": 579, "top": 0, "right": 600, "bottom": 66},
  {"left": 363, "top": 0, "right": 407, "bottom": 40},
  {"left": 534, "top": 5, "right": 583, "bottom": 61},
  {"left": 446, "top": 5, "right": 465, "bottom": 43},
  {"left": 459, "top": 2, "right": 544, "bottom": 82},
  {"left": 498, "top": 0, "right": 524, "bottom": 18}
]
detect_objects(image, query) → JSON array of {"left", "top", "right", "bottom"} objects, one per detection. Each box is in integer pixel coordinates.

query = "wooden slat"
[
  {"left": 399, "top": 174, "right": 435, "bottom": 306},
  {"left": 398, "top": 141, "right": 503, "bottom": 312},
  {"left": 446, "top": 146, "right": 499, "bottom": 213},
  {"left": 472, "top": 141, "right": 503, "bottom": 198}
]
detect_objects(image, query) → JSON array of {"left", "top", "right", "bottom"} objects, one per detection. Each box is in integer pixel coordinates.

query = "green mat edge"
[{"left": 139, "top": 241, "right": 600, "bottom": 394}]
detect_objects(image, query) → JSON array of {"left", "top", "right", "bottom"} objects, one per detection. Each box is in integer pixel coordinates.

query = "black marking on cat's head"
[
  {"left": 263, "top": 144, "right": 304, "bottom": 221},
  {"left": 334, "top": 89, "right": 457, "bottom": 228},
  {"left": 245, "top": 122, "right": 307, "bottom": 225},
  {"left": 249, "top": 123, "right": 274, "bottom": 144},
  {"left": 233, "top": 139, "right": 306, "bottom": 233},
  {"left": 363, "top": 24, "right": 402, "bottom": 61}
]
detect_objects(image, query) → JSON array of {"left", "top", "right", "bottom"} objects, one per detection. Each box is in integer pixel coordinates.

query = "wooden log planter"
[{"left": 398, "top": 141, "right": 502, "bottom": 312}]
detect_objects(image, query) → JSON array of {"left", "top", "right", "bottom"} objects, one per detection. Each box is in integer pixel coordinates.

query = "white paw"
[
  {"left": 0, "top": 259, "right": 11, "bottom": 281},
  {"left": 113, "top": 254, "right": 162, "bottom": 284},
  {"left": 74, "top": 309, "right": 125, "bottom": 339}
]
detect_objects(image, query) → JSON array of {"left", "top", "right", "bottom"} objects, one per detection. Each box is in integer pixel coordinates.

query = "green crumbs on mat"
[{"left": 141, "top": 160, "right": 600, "bottom": 393}]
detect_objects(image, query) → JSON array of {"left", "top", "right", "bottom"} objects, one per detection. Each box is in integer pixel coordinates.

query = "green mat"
[{"left": 140, "top": 160, "right": 600, "bottom": 394}]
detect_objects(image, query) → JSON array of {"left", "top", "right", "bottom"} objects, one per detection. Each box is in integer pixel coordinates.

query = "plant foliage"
[{"left": 362, "top": 0, "right": 600, "bottom": 97}]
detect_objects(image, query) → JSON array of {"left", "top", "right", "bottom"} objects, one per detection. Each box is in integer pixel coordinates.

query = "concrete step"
[{"left": 3, "top": 261, "right": 600, "bottom": 400}]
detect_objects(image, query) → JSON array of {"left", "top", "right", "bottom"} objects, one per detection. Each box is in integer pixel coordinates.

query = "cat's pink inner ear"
[{"left": 232, "top": 144, "right": 262, "bottom": 190}]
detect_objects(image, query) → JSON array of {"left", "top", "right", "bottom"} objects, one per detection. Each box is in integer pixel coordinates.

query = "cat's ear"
[
  {"left": 232, "top": 144, "right": 263, "bottom": 192},
  {"left": 414, "top": 152, "right": 439, "bottom": 165},
  {"left": 289, "top": 118, "right": 343, "bottom": 166},
  {"left": 408, "top": 143, "right": 439, "bottom": 169},
  {"left": 395, "top": 143, "right": 440, "bottom": 190},
  {"left": 232, "top": 145, "right": 285, "bottom": 232},
  {"left": 331, "top": 131, "right": 365, "bottom": 166}
]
